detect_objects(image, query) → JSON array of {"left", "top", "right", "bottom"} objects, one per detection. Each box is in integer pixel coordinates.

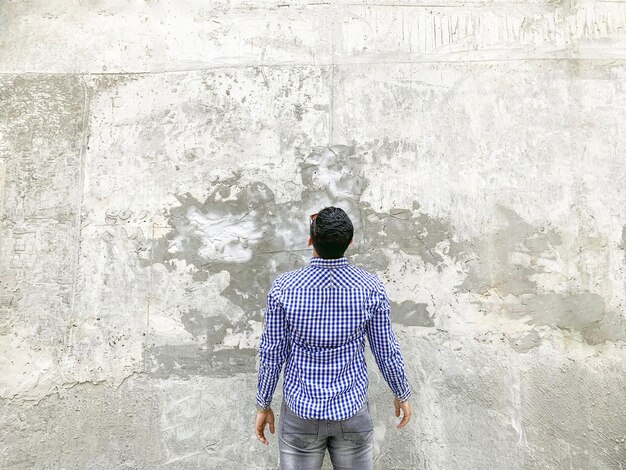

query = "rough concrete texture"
[{"left": 0, "top": 0, "right": 625, "bottom": 469}]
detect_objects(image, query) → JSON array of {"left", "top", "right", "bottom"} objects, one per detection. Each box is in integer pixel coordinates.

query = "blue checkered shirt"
[{"left": 256, "top": 256, "right": 412, "bottom": 420}]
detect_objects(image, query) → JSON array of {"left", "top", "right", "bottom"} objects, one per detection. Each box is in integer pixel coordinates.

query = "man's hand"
[
  {"left": 393, "top": 397, "right": 411, "bottom": 429},
  {"left": 255, "top": 408, "right": 275, "bottom": 445}
]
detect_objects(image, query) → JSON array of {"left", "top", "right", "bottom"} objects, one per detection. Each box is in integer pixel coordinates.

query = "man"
[{"left": 254, "top": 206, "right": 412, "bottom": 469}]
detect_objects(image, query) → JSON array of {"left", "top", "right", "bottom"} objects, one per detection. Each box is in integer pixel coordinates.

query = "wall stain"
[
  {"left": 391, "top": 301, "right": 433, "bottom": 327},
  {"left": 144, "top": 146, "right": 623, "bottom": 377},
  {"left": 458, "top": 205, "right": 625, "bottom": 347},
  {"left": 145, "top": 145, "right": 454, "bottom": 377}
]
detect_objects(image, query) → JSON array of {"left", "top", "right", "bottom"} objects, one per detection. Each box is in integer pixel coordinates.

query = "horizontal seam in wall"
[{"left": 0, "top": 57, "right": 624, "bottom": 76}]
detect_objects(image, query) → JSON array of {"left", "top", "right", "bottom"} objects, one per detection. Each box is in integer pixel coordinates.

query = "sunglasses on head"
[{"left": 309, "top": 213, "right": 318, "bottom": 239}]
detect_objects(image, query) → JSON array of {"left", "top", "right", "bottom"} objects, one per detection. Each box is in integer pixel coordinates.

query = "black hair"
[{"left": 310, "top": 206, "right": 354, "bottom": 259}]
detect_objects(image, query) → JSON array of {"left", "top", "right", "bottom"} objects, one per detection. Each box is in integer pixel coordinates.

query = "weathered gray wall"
[{"left": 1, "top": 1, "right": 625, "bottom": 469}]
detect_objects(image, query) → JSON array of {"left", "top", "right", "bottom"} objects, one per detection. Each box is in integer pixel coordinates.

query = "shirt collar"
[{"left": 309, "top": 256, "right": 349, "bottom": 268}]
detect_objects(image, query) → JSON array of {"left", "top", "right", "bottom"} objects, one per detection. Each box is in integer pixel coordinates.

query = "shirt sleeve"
[
  {"left": 364, "top": 279, "right": 412, "bottom": 402},
  {"left": 256, "top": 278, "right": 291, "bottom": 409}
]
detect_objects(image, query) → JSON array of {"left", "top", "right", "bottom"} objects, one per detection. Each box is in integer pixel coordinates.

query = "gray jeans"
[{"left": 278, "top": 398, "right": 374, "bottom": 470}]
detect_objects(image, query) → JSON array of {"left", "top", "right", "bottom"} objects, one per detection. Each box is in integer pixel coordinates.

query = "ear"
[
  {"left": 349, "top": 238, "right": 353, "bottom": 245},
  {"left": 308, "top": 236, "right": 313, "bottom": 246}
]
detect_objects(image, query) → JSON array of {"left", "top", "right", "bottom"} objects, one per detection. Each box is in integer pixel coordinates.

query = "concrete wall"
[{"left": 1, "top": 1, "right": 625, "bottom": 468}]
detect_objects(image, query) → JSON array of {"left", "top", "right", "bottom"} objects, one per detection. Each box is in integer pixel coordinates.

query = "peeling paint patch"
[{"left": 508, "top": 328, "right": 542, "bottom": 354}]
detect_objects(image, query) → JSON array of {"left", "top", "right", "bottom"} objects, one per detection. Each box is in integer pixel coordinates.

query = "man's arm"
[
  {"left": 364, "top": 279, "right": 412, "bottom": 402},
  {"left": 256, "top": 279, "right": 290, "bottom": 410}
]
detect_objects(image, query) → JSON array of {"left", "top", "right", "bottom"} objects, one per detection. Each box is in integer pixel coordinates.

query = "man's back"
[
  {"left": 256, "top": 256, "right": 412, "bottom": 421},
  {"left": 254, "top": 207, "right": 411, "bottom": 468}
]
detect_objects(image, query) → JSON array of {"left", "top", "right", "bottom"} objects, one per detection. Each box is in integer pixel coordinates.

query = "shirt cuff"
[
  {"left": 256, "top": 394, "right": 272, "bottom": 410},
  {"left": 395, "top": 388, "right": 411, "bottom": 402}
]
